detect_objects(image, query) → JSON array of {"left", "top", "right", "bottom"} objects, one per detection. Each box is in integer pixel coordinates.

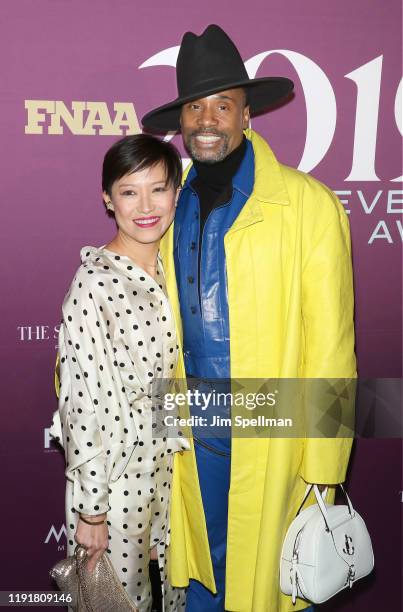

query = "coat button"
[
  {"left": 187, "top": 276, "right": 194, "bottom": 284},
  {"left": 190, "top": 242, "right": 196, "bottom": 250},
  {"left": 190, "top": 306, "right": 197, "bottom": 314}
]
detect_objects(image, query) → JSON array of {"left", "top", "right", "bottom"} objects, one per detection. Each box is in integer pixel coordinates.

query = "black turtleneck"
[{"left": 191, "top": 136, "right": 247, "bottom": 233}]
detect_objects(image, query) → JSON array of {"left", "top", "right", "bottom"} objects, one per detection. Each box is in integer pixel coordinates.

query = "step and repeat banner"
[{"left": 1, "top": 0, "right": 401, "bottom": 610}]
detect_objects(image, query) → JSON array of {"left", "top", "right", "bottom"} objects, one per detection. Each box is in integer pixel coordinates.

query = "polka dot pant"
[{"left": 66, "top": 453, "right": 186, "bottom": 611}]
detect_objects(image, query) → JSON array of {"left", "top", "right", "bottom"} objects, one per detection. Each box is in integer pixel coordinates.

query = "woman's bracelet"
[{"left": 79, "top": 515, "right": 106, "bottom": 526}]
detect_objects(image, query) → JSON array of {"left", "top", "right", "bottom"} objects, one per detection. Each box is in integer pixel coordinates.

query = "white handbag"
[{"left": 280, "top": 484, "right": 374, "bottom": 605}]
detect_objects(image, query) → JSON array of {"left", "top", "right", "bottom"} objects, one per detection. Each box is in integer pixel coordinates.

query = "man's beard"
[{"left": 184, "top": 130, "right": 230, "bottom": 163}]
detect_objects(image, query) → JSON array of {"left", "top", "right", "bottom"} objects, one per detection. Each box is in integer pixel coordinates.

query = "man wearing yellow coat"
[{"left": 142, "top": 25, "right": 356, "bottom": 612}]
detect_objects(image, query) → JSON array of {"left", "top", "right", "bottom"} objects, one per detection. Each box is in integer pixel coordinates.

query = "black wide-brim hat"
[{"left": 142, "top": 24, "right": 294, "bottom": 132}]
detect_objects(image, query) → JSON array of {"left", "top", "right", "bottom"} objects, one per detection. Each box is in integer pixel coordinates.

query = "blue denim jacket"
[
  {"left": 173, "top": 141, "right": 254, "bottom": 450},
  {"left": 174, "top": 139, "right": 254, "bottom": 380}
]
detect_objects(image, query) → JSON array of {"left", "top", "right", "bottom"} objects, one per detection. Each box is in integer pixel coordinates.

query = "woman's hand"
[{"left": 75, "top": 513, "right": 109, "bottom": 573}]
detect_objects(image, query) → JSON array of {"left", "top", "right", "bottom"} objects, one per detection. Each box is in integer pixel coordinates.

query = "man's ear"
[{"left": 103, "top": 191, "right": 114, "bottom": 211}]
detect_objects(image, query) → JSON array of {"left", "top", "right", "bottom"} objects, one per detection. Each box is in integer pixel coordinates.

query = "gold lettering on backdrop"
[
  {"left": 47, "top": 102, "right": 86, "bottom": 135},
  {"left": 81, "top": 102, "right": 115, "bottom": 135},
  {"left": 25, "top": 100, "right": 55, "bottom": 134},
  {"left": 112, "top": 103, "right": 141, "bottom": 134},
  {"left": 24, "top": 101, "right": 141, "bottom": 135}
]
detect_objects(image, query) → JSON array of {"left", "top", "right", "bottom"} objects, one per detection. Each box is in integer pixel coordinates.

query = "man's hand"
[{"left": 75, "top": 513, "right": 108, "bottom": 573}]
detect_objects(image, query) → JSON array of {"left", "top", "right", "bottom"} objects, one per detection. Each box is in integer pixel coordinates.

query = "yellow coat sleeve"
[{"left": 299, "top": 183, "right": 356, "bottom": 484}]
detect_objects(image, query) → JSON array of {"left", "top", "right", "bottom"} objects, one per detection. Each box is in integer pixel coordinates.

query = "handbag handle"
[
  {"left": 296, "top": 484, "right": 328, "bottom": 516},
  {"left": 297, "top": 484, "right": 355, "bottom": 531}
]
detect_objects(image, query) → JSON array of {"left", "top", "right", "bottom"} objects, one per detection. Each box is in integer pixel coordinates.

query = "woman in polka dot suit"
[{"left": 50, "top": 134, "right": 189, "bottom": 611}]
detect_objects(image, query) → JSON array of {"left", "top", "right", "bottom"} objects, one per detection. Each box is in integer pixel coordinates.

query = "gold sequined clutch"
[{"left": 50, "top": 545, "right": 138, "bottom": 611}]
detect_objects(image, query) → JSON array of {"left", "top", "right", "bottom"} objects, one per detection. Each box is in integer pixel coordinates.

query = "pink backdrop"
[{"left": 0, "top": 1, "right": 401, "bottom": 610}]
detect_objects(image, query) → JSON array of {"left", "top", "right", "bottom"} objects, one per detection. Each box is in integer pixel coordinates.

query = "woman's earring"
[{"left": 106, "top": 201, "right": 114, "bottom": 211}]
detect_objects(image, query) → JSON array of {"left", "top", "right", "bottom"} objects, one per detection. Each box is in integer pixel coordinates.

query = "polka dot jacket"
[{"left": 50, "top": 246, "right": 189, "bottom": 515}]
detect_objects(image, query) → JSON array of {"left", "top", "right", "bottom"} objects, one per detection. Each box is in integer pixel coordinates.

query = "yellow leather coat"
[{"left": 159, "top": 129, "right": 357, "bottom": 612}]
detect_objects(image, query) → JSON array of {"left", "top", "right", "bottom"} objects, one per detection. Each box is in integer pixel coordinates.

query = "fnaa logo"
[
  {"left": 44, "top": 524, "right": 66, "bottom": 544},
  {"left": 25, "top": 101, "right": 141, "bottom": 136}
]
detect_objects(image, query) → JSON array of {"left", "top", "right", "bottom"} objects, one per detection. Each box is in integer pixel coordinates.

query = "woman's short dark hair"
[{"left": 102, "top": 133, "right": 182, "bottom": 196}]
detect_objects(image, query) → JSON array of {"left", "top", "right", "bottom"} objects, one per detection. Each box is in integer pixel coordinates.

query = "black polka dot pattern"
[
  {"left": 65, "top": 454, "right": 185, "bottom": 609},
  {"left": 51, "top": 245, "right": 188, "bottom": 610}
]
